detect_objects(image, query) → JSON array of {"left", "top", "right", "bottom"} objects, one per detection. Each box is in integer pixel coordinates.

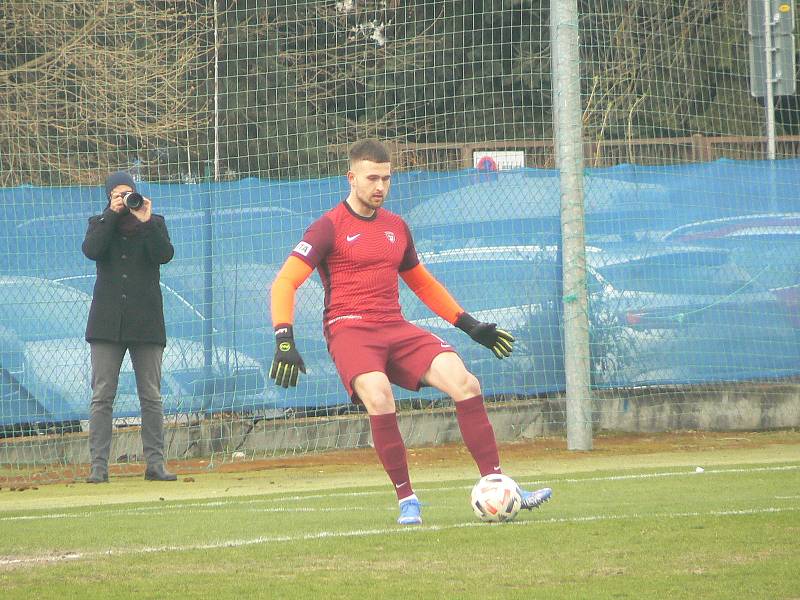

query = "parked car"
[
  {"left": 0, "top": 277, "right": 92, "bottom": 431},
  {"left": 152, "top": 262, "right": 325, "bottom": 361},
  {"left": 662, "top": 213, "right": 800, "bottom": 326},
  {"left": 0, "top": 276, "right": 274, "bottom": 434},
  {"left": 585, "top": 242, "right": 800, "bottom": 386},
  {"left": 162, "top": 204, "right": 306, "bottom": 267},
  {"left": 404, "top": 245, "right": 566, "bottom": 397},
  {"left": 158, "top": 262, "right": 348, "bottom": 411},
  {"left": 402, "top": 243, "right": 800, "bottom": 397},
  {"left": 1, "top": 364, "right": 74, "bottom": 438},
  {"left": 3, "top": 204, "right": 306, "bottom": 280},
  {"left": 403, "top": 172, "right": 669, "bottom": 246},
  {"left": 5, "top": 203, "right": 336, "bottom": 402}
]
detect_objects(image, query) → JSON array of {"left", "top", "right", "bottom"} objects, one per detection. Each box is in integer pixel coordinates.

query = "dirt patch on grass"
[
  {"left": 207, "top": 429, "right": 800, "bottom": 471},
  {"left": 2, "top": 429, "right": 797, "bottom": 486}
]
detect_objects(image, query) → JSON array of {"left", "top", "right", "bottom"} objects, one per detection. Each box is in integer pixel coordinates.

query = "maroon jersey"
[{"left": 290, "top": 202, "right": 419, "bottom": 337}]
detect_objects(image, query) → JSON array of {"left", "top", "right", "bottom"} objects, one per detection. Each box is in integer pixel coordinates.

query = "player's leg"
[
  {"left": 421, "top": 353, "right": 552, "bottom": 510},
  {"left": 420, "top": 352, "right": 502, "bottom": 476},
  {"left": 353, "top": 372, "right": 421, "bottom": 525},
  {"left": 87, "top": 341, "right": 126, "bottom": 483},
  {"left": 129, "top": 343, "right": 176, "bottom": 481}
]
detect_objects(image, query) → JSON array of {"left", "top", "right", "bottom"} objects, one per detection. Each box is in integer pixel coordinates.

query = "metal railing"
[{"left": 347, "top": 135, "right": 800, "bottom": 171}]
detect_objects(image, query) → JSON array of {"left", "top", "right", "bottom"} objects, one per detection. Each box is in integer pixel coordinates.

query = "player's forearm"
[
  {"left": 271, "top": 276, "right": 297, "bottom": 327},
  {"left": 270, "top": 256, "right": 314, "bottom": 327},
  {"left": 400, "top": 264, "right": 464, "bottom": 324}
]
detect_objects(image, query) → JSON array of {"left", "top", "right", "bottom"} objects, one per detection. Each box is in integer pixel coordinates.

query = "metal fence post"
[{"left": 551, "top": 0, "right": 593, "bottom": 450}]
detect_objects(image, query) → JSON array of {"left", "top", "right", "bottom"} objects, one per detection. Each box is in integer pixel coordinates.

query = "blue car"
[
  {"left": 0, "top": 275, "right": 274, "bottom": 435},
  {"left": 662, "top": 213, "right": 800, "bottom": 327},
  {"left": 405, "top": 242, "right": 800, "bottom": 398},
  {"left": 1, "top": 359, "right": 73, "bottom": 438},
  {"left": 404, "top": 172, "right": 670, "bottom": 244}
]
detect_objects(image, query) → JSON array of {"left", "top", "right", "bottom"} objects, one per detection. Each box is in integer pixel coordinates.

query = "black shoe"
[
  {"left": 144, "top": 464, "right": 177, "bottom": 481},
  {"left": 86, "top": 466, "right": 109, "bottom": 484}
]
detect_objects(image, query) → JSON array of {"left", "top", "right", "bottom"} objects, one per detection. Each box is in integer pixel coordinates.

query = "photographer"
[{"left": 81, "top": 171, "right": 176, "bottom": 483}]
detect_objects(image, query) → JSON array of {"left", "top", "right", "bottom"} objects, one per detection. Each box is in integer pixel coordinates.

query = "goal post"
[{"left": 552, "top": 0, "right": 592, "bottom": 451}]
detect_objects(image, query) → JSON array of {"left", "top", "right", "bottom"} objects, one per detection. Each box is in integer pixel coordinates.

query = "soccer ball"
[{"left": 470, "top": 474, "right": 522, "bottom": 523}]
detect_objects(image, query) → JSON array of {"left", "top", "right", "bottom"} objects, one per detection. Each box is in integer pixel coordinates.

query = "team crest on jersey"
[
  {"left": 384, "top": 231, "right": 396, "bottom": 243},
  {"left": 293, "top": 241, "right": 312, "bottom": 256}
]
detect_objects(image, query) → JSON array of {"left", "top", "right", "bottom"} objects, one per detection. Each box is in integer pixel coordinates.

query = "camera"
[{"left": 122, "top": 191, "right": 144, "bottom": 210}]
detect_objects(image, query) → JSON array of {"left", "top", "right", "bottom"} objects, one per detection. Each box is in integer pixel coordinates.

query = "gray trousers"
[{"left": 89, "top": 342, "right": 166, "bottom": 469}]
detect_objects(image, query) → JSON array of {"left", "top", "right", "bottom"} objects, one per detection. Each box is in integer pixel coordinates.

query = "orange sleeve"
[
  {"left": 400, "top": 263, "right": 464, "bottom": 325},
  {"left": 270, "top": 256, "right": 314, "bottom": 328}
]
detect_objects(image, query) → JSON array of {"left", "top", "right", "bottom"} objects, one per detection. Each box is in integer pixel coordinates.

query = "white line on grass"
[
  {"left": 0, "top": 506, "right": 363, "bottom": 522},
  {"left": 1, "top": 505, "right": 797, "bottom": 569},
  {"left": 550, "top": 464, "right": 800, "bottom": 484},
  {"left": 2, "top": 463, "right": 798, "bottom": 523}
]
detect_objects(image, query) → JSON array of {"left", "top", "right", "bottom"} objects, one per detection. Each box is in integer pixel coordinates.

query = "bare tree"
[
  {"left": 0, "top": 0, "right": 213, "bottom": 186},
  {"left": 580, "top": 0, "right": 765, "bottom": 158}
]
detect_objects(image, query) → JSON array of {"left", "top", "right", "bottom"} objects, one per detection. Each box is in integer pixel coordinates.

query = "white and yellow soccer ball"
[{"left": 470, "top": 473, "right": 522, "bottom": 523}]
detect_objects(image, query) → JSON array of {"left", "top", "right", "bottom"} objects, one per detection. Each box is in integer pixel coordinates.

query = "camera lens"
[{"left": 122, "top": 192, "right": 144, "bottom": 210}]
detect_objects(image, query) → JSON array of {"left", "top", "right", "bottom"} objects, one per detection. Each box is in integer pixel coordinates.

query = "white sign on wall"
[{"left": 472, "top": 150, "right": 526, "bottom": 171}]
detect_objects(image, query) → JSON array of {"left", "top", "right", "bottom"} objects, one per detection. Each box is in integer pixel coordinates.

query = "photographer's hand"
[
  {"left": 130, "top": 198, "right": 152, "bottom": 223},
  {"left": 108, "top": 195, "right": 126, "bottom": 213}
]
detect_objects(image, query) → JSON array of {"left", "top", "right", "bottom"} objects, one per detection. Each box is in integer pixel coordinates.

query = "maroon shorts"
[{"left": 327, "top": 320, "right": 456, "bottom": 402}]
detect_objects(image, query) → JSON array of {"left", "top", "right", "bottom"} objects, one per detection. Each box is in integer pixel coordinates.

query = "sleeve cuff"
[
  {"left": 99, "top": 208, "right": 121, "bottom": 223},
  {"left": 274, "top": 324, "right": 294, "bottom": 338},
  {"left": 454, "top": 312, "right": 478, "bottom": 333}
]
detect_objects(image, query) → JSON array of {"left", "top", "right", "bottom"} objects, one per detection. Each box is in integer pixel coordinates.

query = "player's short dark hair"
[{"left": 348, "top": 139, "right": 391, "bottom": 165}]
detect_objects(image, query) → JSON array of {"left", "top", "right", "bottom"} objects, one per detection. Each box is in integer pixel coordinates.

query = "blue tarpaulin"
[{"left": 2, "top": 158, "right": 800, "bottom": 424}]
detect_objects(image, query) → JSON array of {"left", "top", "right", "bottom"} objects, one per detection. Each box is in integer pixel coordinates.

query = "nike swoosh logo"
[
  {"left": 395, "top": 482, "right": 407, "bottom": 489},
  {"left": 492, "top": 466, "right": 501, "bottom": 472},
  {"left": 346, "top": 234, "right": 361, "bottom": 242}
]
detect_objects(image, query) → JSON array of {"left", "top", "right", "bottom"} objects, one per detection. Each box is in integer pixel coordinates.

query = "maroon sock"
[
  {"left": 455, "top": 395, "right": 501, "bottom": 477},
  {"left": 369, "top": 413, "right": 414, "bottom": 500}
]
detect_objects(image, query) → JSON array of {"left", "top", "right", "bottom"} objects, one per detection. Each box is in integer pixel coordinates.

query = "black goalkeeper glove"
[
  {"left": 269, "top": 325, "right": 306, "bottom": 388},
  {"left": 455, "top": 312, "right": 515, "bottom": 359}
]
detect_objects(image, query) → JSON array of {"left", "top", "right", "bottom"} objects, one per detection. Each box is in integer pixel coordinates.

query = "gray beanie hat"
[{"left": 104, "top": 171, "right": 136, "bottom": 197}]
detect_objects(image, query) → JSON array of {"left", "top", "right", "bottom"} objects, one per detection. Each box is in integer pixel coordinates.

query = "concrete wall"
[
  {"left": 2, "top": 382, "right": 799, "bottom": 466},
  {"left": 592, "top": 383, "right": 800, "bottom": 432}
]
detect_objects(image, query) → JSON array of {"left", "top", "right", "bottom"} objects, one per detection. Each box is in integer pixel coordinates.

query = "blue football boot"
[
  {"left": 519, "top": 486, "right": 552, "bottom": 510},
  {"left": 397, "top": 497, "right": 423, "bottom": 525}
]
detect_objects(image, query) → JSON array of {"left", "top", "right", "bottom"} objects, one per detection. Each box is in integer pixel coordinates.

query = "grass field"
[{"left": 1, "top": 430, "right": 799, "bottom": 600}]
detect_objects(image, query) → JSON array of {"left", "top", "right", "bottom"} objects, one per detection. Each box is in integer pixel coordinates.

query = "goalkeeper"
[{"left": 269, "top": 139, "right": 551, "bottom": 525}]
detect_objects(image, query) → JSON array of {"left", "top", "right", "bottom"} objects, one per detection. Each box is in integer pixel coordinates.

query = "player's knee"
[
  {"left": 466, "top": 372, "right": 482, "bottom": 397},
  {"left": 357, "top": 383, "right": 395, "bottom": 413},
  {"left": 365, "top": 395, "right": 395, "bottom": 414},
  {"left": 455, "top": 371, "right": 482, "bottom": 400}
]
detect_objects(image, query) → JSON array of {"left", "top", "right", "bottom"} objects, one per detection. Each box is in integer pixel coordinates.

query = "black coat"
[{"left": 82, "top": 208, "right": 174, "bottom": 346}]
